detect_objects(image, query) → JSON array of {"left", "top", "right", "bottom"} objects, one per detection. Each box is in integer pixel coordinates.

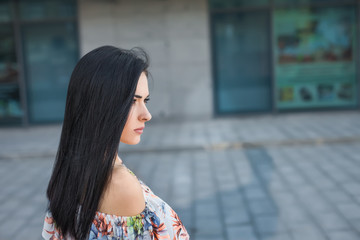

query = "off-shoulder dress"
[{"left": 42, "top": 167, "right": 190, "bottom": 240}]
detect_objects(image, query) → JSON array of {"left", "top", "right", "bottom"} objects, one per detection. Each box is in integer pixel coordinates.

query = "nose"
[{"left": 140, "top": 105, "right": 152, "bottom": 122}]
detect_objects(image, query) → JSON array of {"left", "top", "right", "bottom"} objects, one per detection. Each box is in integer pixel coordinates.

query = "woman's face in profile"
[{"left": 120, "top": 72, "right": 152, "bottom": 145}]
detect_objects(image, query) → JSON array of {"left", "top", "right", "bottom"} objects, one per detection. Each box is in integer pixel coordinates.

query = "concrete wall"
[{"left": 78, "top": 0, "right": 213, "bottom": 121}]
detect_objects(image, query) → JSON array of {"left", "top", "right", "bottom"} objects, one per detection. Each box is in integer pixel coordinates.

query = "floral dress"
[{"left": 42, "top": 167, "right": 190, "bottom": 240}]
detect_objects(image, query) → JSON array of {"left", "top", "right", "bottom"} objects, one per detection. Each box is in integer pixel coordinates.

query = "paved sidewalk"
[{"left": 0, "top": 111, "right": 360, "bottom": 240}]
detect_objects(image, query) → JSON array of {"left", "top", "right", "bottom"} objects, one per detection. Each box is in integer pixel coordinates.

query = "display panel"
[{"left": 274, "top": 6, "right": 358, "bottom": 109}]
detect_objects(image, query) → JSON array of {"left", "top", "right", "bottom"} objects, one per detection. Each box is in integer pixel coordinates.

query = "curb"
[{"left": 1, "top": 136, "right": 360, "bottom": 160}]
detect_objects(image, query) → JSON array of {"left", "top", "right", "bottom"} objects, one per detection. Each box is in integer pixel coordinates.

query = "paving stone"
[
  {"left": 342, "top": 182, "right": 360, "bottom": 197},
  {"left": 226, "top": 225, "right": 258, "bottom": 240},
  {"left": 283, "top": 173, "right": 306, "bottom": 187},
  {"left": 254, "top": 215, "right": 287, "bottom": 235},
  {"left": 291, "top": 223, "right": 327, "bottom": 240},
  {"left": 223, "top": 206, "right": 250, "bottom": 225},
  {"left": 249, "top": 198, "right": 277, "bottom": 216},
  {"left": 1, "top": 199, "right": 22, "bottom": 213},
  {"left": 195, "top": 201, "right": 219, "bottom": 218},
  {"left": 195, "top": 187, "right": 216, "bottom": 199},
  {"left": 327, "top": 230, "right": 360, "bottom": 240},
  {"left": 220, "top": 192, "right": 244, "bottom": 208},
  {"left": 303, "top": 197, "right": 333, "bottom": 213},
  {"left": 194, "top": 235, "right": 224, "bottom": 240},
  {"left": 195, "top": 217, "right": 222, "bottom": 235},
  {"left": 272, "top": 191, "right": 298, "bottom": 207},
  {"left": 12, "top": 205, "right": 37, "bottom": 219},
  {"left": 349, "top": 219, "right": 360, "bottom": 232},
  {"left": 279, "top": 207, "right": 309, "bottom": 224},
  {"left": 277, "top": 165, "right": 297, "bottom": 176},
  {"left": 259, "top": 232, "right": 294, "bottom": 240},
  {"left": 218, "top": 181, "right": 240, "bottom": 192},
  {"left": 314, "top": 212, "right": 350, "bottom": 231},
  {"left": 296, "top": 188, "right": 333, "bottom": 213},
  {"left": 323, "top": 189, "right": 353, "bottom": 204},
  {"left": 0, "top": 218, "right": 26, "bottom": 239},
  {"left": 311, "top": 178, "right": 337, "bottom": 190},
  {"left": 257, "top": 166, "right": 277, "bottom": 182},
  {"left": 326, "top": 170, "right": 352, "bottom": 184},
  {"left": 13, "top": 225, "right": 42, "bottom": 240},
  {"left": 239, "top": 175, "right": 262, "bottom": 189},
  {"left": 296, "top": 186, "right": 319, "bottom": 199},
  {"left": 267, "top": 179, "right": 288, "bottom": 193},
  {"left": 337, "top": 203, "right": 360, "bottom": 220},
  {"left": 245, "top": 186, "right": 268, "bottom": 200}
]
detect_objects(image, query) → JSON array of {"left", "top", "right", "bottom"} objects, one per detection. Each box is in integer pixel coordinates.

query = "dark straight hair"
[{"left": 46, "top": 46, "right": 149, "bottom": 239}]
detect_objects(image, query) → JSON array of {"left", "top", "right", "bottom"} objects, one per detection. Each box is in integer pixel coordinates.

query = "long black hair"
[{"left": 46, "top": 46, "right": 149, "bottom": 239}]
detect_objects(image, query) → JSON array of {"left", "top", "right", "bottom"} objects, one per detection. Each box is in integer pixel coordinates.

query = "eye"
[
  {"left": 144, "top": 98, "right": 150, "bottom": 104},
  {"left": 132, "top": 99, "right": 137, "bottom": 104}
]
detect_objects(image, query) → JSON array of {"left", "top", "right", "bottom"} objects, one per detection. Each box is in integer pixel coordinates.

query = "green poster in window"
[{"left": 274, "top": 7, "right": 358, "bottom": 109}]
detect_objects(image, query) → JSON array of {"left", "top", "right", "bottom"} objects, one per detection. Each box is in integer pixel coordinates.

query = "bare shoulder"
[{"left": 98, "top": 166, "right": 146, "bottom": 216}]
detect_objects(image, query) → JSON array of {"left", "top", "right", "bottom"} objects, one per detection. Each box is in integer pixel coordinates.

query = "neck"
[{"left": 114, "top": 155, "right": 123, "bottom": 166}]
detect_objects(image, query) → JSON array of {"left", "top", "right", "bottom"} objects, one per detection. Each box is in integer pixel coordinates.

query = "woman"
[{"left": 42, "top": 46, "right": 189, "bottom": 240}]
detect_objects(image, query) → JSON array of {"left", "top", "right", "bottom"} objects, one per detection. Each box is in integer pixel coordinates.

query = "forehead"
[{"left": 136, "top": 72, "right": 149, "bottom": 93}]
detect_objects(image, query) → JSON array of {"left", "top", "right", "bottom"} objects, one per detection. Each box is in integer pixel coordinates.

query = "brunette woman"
[{"left": 42, "top": 46, "right": 189, "bottom": 240}]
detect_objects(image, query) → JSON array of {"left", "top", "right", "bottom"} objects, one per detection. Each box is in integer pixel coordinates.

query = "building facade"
[{"left": 0, "top": 0, "right": 359, "bottom": 126}]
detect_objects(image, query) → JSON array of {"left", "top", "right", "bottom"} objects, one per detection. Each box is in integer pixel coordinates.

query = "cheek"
[
  {"left": 120, "top": 124, "right": 134, "bottom": 144},
  {"left": 122, "top": 117, "right": 133, "bottom": 138},
  {"left": 120, "top": 108, "right": 138, "bottom": 144},
  {"left": 124, "top": 107, "right": 135, "bottom": 128}
]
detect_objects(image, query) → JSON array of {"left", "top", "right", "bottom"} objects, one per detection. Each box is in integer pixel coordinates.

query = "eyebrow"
[{"left": 134, "top": 94, "right": 150, "bottom": 99}]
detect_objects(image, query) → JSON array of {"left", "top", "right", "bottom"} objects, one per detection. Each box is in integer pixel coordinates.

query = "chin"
[{"left": 121, "top": 138, "right": 141, "bottom": 145}]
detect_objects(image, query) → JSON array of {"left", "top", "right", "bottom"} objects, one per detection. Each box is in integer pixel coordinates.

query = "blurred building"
[{"left": 0, "top": 0, "right": 359, "bottom": 126}]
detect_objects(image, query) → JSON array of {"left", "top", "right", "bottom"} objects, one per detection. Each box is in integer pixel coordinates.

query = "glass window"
[
  {"left": 19, "top": 0, "right": 76, "bottom": 20},
  {"left": 274, "top": 6, "right": 358, "bottom": 110},
  {"left": 213, "top": 12, "right": 272, "bottom": 113},
  {"left": 209, "top": 0, "right": 269, "bottom": 10},
  {"left": 22, "top": 22, "right": 78, "bottom": 123},
  {"left": 0, "top": 1, "right": 12, "bottom": 22},
  {"left": 275, "top": 0, "right": 357, "bottom": 6},
  {"left": 0, "top": 24, "right": 23, "bottom": 124}
]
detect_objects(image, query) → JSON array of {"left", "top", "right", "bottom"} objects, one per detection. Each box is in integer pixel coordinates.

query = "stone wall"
[{"left": 78, "top": 0, "right": 213, "bottom": 120}]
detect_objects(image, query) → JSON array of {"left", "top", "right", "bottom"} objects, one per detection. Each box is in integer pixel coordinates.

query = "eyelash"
[{"left": 133, "top": 98, "right": 150, "bottom": 104}]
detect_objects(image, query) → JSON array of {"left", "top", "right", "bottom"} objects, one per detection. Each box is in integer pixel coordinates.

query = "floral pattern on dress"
[{"left": 42, "top": 168, "right": 189, "bottom": 240}]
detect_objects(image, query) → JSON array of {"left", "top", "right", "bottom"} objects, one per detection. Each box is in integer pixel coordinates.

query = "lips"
[{"left": 134, "top": 127, "right": 144, "bottom": 134}]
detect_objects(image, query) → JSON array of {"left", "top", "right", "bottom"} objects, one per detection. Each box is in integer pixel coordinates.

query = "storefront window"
[
  {"left": 209, "top": 0, "right": 269, "bottom": 9},
  {"left": 19, "top": 0, "right": 76, "bottom": 20},
  {"left": 275, "top": 0, "right": 356, "bottom": 5},
  {"left": 274, "top": 6, "right": 357, "bottom": 109},
  {"left": 22, "top": 22, "right": 78, "bottom": 123},
  {"left": 213, "top": 12, "right": 272, "bottom": 113},
  {"left": 0, "top": 0, "right": 78, "bottom": 126},
  {"left": 0, "top": 1, "right": 12, "bottom": 22},
  {"left": 0, "top": 4, "right": 23, "bottom": 124}
]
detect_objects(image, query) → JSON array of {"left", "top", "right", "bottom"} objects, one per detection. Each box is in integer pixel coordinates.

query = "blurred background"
[{"left": 0, "top": 0, "right": 360, "bottom": 239}]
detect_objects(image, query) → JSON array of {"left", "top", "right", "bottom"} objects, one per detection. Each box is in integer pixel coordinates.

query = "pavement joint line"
[{"left": 1, "top": 136, "right": 360, "bottom": 160}]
